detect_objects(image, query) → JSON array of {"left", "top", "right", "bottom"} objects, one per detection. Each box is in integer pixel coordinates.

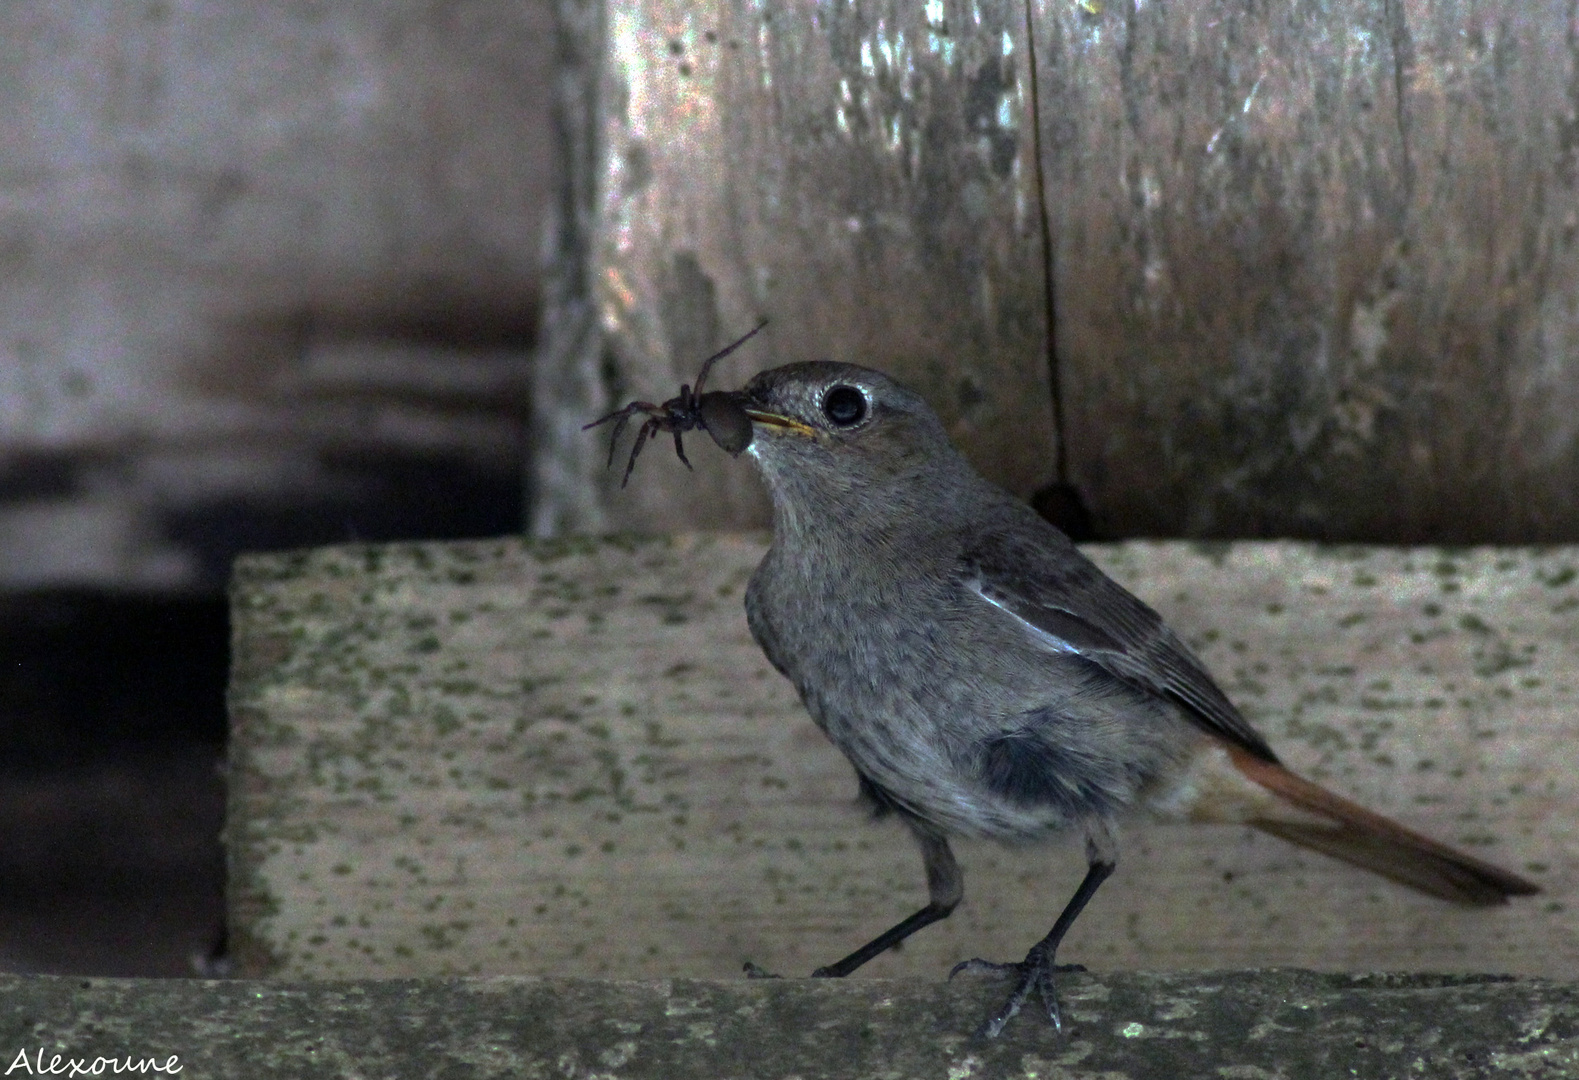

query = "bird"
[{"left": 601, "top": 355, "right": 1541, "bottom": 1039}]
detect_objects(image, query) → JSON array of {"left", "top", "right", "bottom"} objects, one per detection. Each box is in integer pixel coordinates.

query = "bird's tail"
[{"left": 1228, "top": 745, "right": 1540, "bottom": 906}]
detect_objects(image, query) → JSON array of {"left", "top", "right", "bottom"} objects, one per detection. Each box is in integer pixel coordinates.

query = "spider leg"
[
  {"left": 582, "top": 399, "right": 652, "bottom": 431},
  {"left": 621, "top": 417, "right": 659, "bottom": 487},
  {"left": 692, "top": 320, "right": 768, "bottom": 395},
  {"left": 671, "top": 427, "right": 692, "bottom": 471},
  {"left": 584, "top": 402, "right": 660, "bottom": 470},
  {"left": 603, "top": 412, "right": 634, "bottom": 469}
]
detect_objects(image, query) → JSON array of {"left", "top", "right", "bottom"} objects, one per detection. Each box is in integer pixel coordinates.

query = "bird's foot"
[{"left": 948, "top": 948, "right": 1084, "bottom": 1039}]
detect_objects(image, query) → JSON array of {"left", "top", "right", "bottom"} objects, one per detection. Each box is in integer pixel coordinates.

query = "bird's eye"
[{"left": 821, "top": 385, "right": 867, "bottom": 427}]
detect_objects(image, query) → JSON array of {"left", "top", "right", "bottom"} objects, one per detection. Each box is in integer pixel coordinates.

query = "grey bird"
[{"left": 593, "top": 356, "right": 1540, "bottom": 1039}]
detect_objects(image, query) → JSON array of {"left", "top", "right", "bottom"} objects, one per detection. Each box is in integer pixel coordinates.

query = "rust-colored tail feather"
[{"left": 1228, "top": 747, "right": 1540, "bottom": 906}]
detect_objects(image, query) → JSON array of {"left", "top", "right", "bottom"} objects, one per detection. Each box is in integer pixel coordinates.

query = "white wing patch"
[{"left": 966, "top": 578, "right": 1081, "bottom": 655}]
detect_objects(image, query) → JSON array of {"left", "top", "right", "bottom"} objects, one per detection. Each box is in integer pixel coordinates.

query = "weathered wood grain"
[
  {"left": 228, "top": 536, "right": 1574, "bottom": 981},
  {"left": 1037, "top": 0, "right": 1579, "bottom": 541},
  {"left": 0, "top": 0, "right": 547, "bottom": 590},
  {"left": 533, "top": 0, "right": 1056, "bottom": 535},
  {"left": 6, "top": 971, "right": 1576, "bottom": 1078},
  {"left": 538, "top": 0, "right": 1579, "bottom": 542}
]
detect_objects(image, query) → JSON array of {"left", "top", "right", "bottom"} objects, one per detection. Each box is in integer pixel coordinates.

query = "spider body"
[{"left": 584, "top": 322, "right": 766, "bottom": 486}]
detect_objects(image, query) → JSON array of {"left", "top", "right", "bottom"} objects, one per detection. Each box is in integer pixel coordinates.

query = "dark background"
[
  {"left": 0, "top": 500, "right": 526, "bottom": 975},
  {"left": 0, "top": 1, "right": 551, "bottom": 975},
  {"left": 0, "top": 594, "right": 229, "bottom": 974}
]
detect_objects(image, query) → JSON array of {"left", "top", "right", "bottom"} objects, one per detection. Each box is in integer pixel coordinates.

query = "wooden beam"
[
  {"left": 537, "top": 0, "right": 1579, "bottom": 541},
  {"left": 227, "top": 536, "right": 1574, "bottom": 981},
  {"left": 4, "top": 971, "right": 1575, "bottom": 1076},
  {"left": 1038, "top": 0, "right": 1579, "bottom": 541},
  {"left": 533, "top": 0, "right": 1055, "bottom": 535}
]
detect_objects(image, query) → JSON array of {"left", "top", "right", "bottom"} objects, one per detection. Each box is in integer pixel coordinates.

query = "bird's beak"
[{"left": 742, "top": 406, "right": 817, "bottom": 436}]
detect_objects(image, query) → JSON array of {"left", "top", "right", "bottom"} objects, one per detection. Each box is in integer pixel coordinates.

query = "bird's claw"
[
  {"left": 949, "top": 950, "right": 1083, "bottom": 1039},
  {"left": 947, "top": 956, "right": 1016, "bottom": 980}
]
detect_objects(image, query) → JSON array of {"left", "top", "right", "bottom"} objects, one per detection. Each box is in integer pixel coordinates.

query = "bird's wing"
[{"left": 960, "top": 524, "right": 1279, "bottom": 764}]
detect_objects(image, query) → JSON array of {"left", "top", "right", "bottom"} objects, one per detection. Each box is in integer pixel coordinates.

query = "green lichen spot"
[
  {"left": 1540, "top": 566, "right": 1575, "bottom": 588},
  {"left": 1458, "top": 614, "right": 1493, "bottom": 635}
]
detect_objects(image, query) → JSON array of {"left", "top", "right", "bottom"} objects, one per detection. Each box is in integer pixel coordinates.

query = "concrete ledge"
[{"left": 2, "top": 971, "right": 1574, "bottom": 1078}]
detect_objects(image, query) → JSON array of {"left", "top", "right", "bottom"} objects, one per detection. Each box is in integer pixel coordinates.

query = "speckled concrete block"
[{"left": 227, "top": 536, "right": 1576, "bottom": 980}]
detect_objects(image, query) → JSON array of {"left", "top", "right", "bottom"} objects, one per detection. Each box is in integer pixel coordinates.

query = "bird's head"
[{"left": 723, "top": 361, "right": 974, "bottom": 531}]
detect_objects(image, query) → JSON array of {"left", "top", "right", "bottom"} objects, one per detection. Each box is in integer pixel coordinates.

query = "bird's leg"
[
  {"left": 815, "top": 828, "right": 962, "bottom": 977},
  {"left": 950, "top": 839, "right": 1115, "bottom": 1039},
  {"left": 744, "top": 827, "right": 961, "bottom": 980}
]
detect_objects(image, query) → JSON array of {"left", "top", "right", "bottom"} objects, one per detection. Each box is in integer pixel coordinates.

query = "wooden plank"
[
  {"left": 5, "top": 971, "right": 1576, "bottom": 1077},
  {"left": 227, "top": 536, "right": 1574, "bottom": 980},
  {"left": 1035, "top": 0, "right": 1579, "bottom": 540},
  {"left": 533, "top": 0, "right": 1056, "bottom": 535}
]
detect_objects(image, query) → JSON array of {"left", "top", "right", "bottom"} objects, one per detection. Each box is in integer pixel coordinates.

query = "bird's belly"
[
  {"left": 751, "top": 566, "right": 1191, "bottom": 841},
  {"left": 795, "top": 648, "right": 1182, "bottom": 842}
]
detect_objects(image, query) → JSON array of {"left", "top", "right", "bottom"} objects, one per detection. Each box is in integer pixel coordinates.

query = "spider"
[{"left": 583, "top": 321, "right": 767, "bottom": 486}]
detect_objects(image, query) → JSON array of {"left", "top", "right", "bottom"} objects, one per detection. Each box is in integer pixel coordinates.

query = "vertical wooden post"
[{"left": 534, "top": 0, "right": 1057, "bottom": 534}]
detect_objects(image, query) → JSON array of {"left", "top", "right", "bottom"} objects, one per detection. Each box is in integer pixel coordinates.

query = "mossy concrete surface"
[
  {"left": 3, "top": 970, "right": 1575, "bottom": 1078},
  {"left": 228, "top": 536, "right": 1575, "bottom": 981}
]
